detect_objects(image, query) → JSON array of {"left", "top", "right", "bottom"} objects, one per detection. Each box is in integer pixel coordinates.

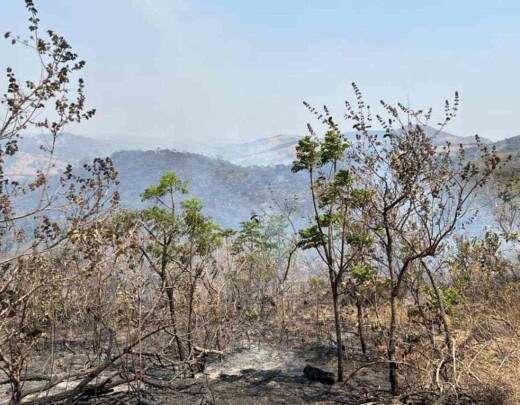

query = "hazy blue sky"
[{"left": 1, "top": 0, "right": 519, "bottom": 148}]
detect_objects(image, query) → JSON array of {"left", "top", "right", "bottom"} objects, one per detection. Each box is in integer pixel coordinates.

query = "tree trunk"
[
  {"left": 355, "top": 294, "right": 367, "bottom": 356},
  {"left": 315, "top": 292, "right": 320, "bottom": 342},
  {"left": 388, "top": 288, "right": 398, "bottom": 395},
  {"left": 331, "top": 282, "right": 344, "bottom": 382},
  {"left": 10, "top": 374, "right": 22, "bottom": 405},
  {"left": 165, "top": 285, "right": 185, "bottom": 361},
  {"left": 422, "top": 261, "right": 454, "bottom": 359},
  {"left": 411, "top": 286, "right": 437, "bottom": 352},
  {"left": 187, "top": 283, "right": 195, "bottom": 355}
]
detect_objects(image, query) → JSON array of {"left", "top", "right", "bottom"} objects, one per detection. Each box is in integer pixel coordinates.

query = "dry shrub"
[{"left": 454, "top": 283, "right": 520, "bottom": 404}]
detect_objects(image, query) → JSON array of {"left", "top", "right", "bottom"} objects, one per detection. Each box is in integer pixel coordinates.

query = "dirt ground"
[{"left": 38, "top": 339, "right": 394, "bottom": 405}]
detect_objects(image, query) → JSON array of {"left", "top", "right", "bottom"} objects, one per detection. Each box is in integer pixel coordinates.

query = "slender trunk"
[
  {"left": 412, "top": 287, "right": 437, "bottom": 352},
  {"left": 165, "top": 285, "right": 185, "bottom": 361},
  {"left": 280, "top": 290, "right": 288, "bottom": 346},
  {"left": 355, "top": 294, "right": 367, "bottom": 356},
  {"left": 186, "top": 282, "right": 195, "bottom": 355},
  {"left": 388, "top": 288, "right": 398, "bottom": 395},
  {"left": 315, "top": 292, "right": 320, "bottom": 342},
  {"left": 157, "top": 238, "right": 185, "bottom": 361},
  {"left": 10, "top": 374, "right": 22, "bottom": 404},
  {"left": 422, "top": 261, "right": 454, "bottom": 358},
  {"left": 216, "top": 327, "right": 222, "bottom": 352},
  {"left": 331, "top": 281, "right": 344, "bottom": 382},
  {"left": 383, "top": 213, "right": 398, "bottom": 395}
]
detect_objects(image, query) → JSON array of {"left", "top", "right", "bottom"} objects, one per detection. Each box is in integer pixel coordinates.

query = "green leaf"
[
  {"left": 141, "top": 171, "right": 188, "bottom": 201},
  {"left": 298, "top": 225, "right": 326, "bottom": 250},
  {"left": 320, "top": 130, "right": 349, "bottom": 165},
  {"left": 292, "top": 136, "right": 320, "bottom": 172}
]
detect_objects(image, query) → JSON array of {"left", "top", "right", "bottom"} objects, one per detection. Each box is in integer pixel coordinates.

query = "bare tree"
[{"left": 343, "top": 84, "right": 502, "bottom": 394}]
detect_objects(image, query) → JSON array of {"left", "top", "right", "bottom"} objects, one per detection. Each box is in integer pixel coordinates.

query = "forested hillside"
[{"left": 112, "top": 149, "right": 309, "bottom": 228}]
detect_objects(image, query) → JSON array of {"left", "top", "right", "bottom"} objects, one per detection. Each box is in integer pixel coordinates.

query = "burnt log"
[{"left": 303, "top": 365, "right": 335, "bottom": 385}]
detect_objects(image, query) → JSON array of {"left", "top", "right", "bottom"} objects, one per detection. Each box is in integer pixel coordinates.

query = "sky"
[{"left": 1, "top": 0, "right": 520, "bottom": 149}]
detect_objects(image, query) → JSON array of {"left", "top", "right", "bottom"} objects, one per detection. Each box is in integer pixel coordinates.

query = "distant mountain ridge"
[
  {"left": 213, "top": 127, "right": 492, "bottom": 167},
  {"left": 5, "top": 133, "right": 116, "bottom": 178},
  {"left": 111, "top": 149, "right": 309, "bottom": 228},
  {"left": 490, "top": 135, "right": 520, "bottom": 154},
  {"left": 6, "top": 129, "right": 518, "bottom": 228},
  {"left": 213, "top": 134, "right": 300, "bottom": 166},
  {"left": 10, "top": 127, "right": 497, "bottom": 175}
]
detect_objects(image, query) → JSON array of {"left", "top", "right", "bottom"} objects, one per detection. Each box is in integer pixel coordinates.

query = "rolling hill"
[
  {"left": 212, "top": 127, "right": 491, "bottom": 167},
  {"left": 111, "top": 149, "right": 309, "bottom": 228},
  {"left": 4, "top": 133, "right": 116, "bottom": 179},
  {"left": 7, "top": 128, "right": 514, "bottom": 229}
]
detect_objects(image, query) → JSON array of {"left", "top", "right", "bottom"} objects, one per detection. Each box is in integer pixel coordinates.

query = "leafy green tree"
[
  {"left": 296, "top": 84, "right": 501, "bottom": 394},
  {"left": 138, "top": 171, "right": 222, "bottom": 360},
  {"left": 292, "top": 129, "right": 372, "bottom": 381},
  {"left": 230, "top": 212, "right": 299, "bottom": 342},
  {"left": 230, "top": 216, "right": 278, "bottom": 321}
]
